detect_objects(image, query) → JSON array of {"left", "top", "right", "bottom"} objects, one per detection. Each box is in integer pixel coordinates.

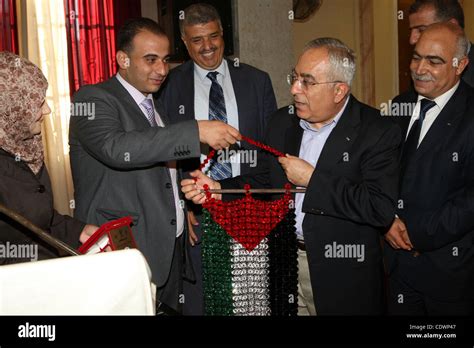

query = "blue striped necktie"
[
  {"left": 207, "top": 71, "right": 232, "bottom": 180},
  {"left": 141, "top": 98, "right": 158, "bottom": 127}
]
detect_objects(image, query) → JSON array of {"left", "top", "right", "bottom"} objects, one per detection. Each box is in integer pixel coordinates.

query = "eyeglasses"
[{"left": 287, "top": 70, "right": 342, "bottom": 90}]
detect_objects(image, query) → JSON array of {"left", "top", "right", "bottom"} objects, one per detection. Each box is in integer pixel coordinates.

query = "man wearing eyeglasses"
[
  {"left": 182, "top": 37, "right": 403, "bottom": 315},
  {"left": 158, "top": 3, "right": 277, "bottom": 315}
]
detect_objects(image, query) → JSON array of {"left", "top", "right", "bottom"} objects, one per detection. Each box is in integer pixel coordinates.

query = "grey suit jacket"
[{"left": 69, "top": 76, "right": 201, "bottom": 287}]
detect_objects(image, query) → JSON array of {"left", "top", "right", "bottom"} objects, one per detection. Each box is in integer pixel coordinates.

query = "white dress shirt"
[
  {"left": 406, "top": 82, "right": 460, "bottom": 146},
  {"left": 295, "top": 98, "right": 349, "bottom": 240},
  {"left": 193, "top": 60, "right": 241, "bottom": 177}
]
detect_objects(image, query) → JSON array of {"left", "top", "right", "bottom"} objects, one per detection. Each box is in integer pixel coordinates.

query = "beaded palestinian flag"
[{"left": 198, "top": 137, "right": 298, "bottom": 316}]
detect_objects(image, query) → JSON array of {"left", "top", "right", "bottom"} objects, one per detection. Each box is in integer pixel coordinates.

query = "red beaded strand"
[
  {"left": 241, "top": 135, "right": 285, "bottom": 158},
  {"left": 194, "top": 137, "right": 285, "bottom": 183}
]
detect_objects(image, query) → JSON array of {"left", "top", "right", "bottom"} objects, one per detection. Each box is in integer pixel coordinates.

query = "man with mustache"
[
  {"left": 385, "top": 22, "right": 474, "bottom": 315},
  {"left": 182, "top": 38, "right": 402, "bottom": 315},
  {"left": 407, "top": 0, "right": 473, "bottom": 87},
  {"left": 158, "top": 3, "right": 277, "bottom": 315},
  {"left": 69, "top": 18, "right": 241, "bottom": 313}
]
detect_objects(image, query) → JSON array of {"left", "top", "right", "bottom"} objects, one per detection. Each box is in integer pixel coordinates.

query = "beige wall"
[
  {"left": 374, "top": 0, "right": 399, "bottom": 106},
  {"left": 292, "top": 0, "right": 362, "bottom": 100},
  {"left": 234, "top": 0, "right": 294, "bottom": 107},
  {"left": 292, "top": 0, "right": 399, "bottom": 108},
  {"left": 141, "top": 0, "right": 158, "bottom": 22},
  {"left": 463, "top": 0, "right": 474, "bottom": 41}
]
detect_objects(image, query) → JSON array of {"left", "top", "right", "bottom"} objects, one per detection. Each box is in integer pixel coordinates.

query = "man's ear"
[
  {"left": 334, "top": 83, "right": 350, "bottom": 103},
  {"left": 454, "top": 56, "right": 469, "bottom": 76},
  {"left": 117, "top": 51, "right": 130, "bottom": 70},
  {"left": 448, "top": 18, "right": 460, "bottom": 27}
]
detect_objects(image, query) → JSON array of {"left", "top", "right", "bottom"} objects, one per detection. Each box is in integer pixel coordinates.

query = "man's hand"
[
  {"left": 278, "top": 154, "right": 315, "bottom": 187},
  {"left": 79, "top": 224, "right": 99, "bottom": 244},
  {"left": 187, "top": 211, "right": 199, "bottom": 246},
  {"left": 181, "top": 170, "right": 222, "bottom": 204},
  {"left": 197, "top": 120, "right": 242, "bottom": 150},
  {"left": 384, "top": 217, "right": 413, "bottom": 250}
]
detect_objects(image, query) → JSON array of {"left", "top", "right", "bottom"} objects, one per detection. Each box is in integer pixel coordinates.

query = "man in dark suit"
[
  {"left": 407, "top": 0, "right": 474, "bottom": 87},
  {"left": 158, "top": 3, "right": 277, "bottom": 315},
  {"left": 69, "top": 18, "right": 241, "bottom": 313},
  {"left": 385, "top": 22, "right": 474, "bottom": 315},
  {"left": 182, "top": 38, "right": 402, "bottom": 315}
]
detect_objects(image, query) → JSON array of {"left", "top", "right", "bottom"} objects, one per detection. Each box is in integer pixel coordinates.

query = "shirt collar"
[
  {"left": 416, "top": 81, "right": 460, "bottom": 111},
  {"left": 194, "top": 59, "right": 227, "bottom": 82},
  {"left": 115, "top": 73, "right": 151, "bottom": 106},
  {"left": 299, "top": 96, "right": 350, "bottom": 132}
]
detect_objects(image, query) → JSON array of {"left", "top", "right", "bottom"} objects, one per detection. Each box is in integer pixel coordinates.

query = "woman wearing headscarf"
[{"left": 0, "top": 51, "right": 97, "bottom": 264}]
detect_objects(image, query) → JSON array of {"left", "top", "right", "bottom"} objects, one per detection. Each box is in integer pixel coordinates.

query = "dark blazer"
[
  {"left": 220, "top": 96, "right": 402, "bottom": 315},
  {"left": 386, "top": 81, "right": 474, "bottom": 302},
  {"left": 157, "top": 58, "right": 277, "bottom": 175},
  {"left": 69, "top": 76, "right": 201, "bottom": 287},
  {"left": 0, "top": 149, "right": 85, "bottom": 264}
]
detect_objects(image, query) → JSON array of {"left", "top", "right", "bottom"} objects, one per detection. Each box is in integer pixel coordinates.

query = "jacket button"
[
  {"left": 37, "top": 185, "right": 45, "bottom": 193},
  {"left": 170, "top": 219, "right": 176, "bottom": 225},
  {"left": 165, "top": 183, "right": 172, "bottom": 189}
]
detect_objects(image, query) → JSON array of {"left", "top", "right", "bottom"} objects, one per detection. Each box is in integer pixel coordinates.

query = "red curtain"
[
  {"left": 65, "top": 0, "right": 141, "bottom": 95},
  {"left": 0, "top": 0, "right": 18, "bottom": 53}
]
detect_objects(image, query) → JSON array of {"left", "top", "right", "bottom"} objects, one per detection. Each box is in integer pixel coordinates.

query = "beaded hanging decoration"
[{"left": 197, "top": 136, "right": 298, "bottom": 316}]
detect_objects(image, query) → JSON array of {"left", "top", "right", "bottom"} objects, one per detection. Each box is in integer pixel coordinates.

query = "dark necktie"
[
  {"left": 401, "top": 98, "right": 436, "bottom": 174},
  {"left": 207, "top": 71, "right": 232, "bottom": 180}
]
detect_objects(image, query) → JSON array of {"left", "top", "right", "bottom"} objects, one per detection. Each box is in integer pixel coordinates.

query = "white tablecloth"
[{"left": 0, "top": 249, "right": 155, "bottom": 315}]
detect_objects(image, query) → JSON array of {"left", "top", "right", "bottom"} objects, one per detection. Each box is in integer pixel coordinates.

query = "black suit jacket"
[
  {"left": 157, "top": 58, "right": 277, "bottom": 175},
  {"left": 386, "top": 81, "right": 474, "bottom": 301},
  {"left": 220, "top": 96, "right": 402, "bottom": 314}
]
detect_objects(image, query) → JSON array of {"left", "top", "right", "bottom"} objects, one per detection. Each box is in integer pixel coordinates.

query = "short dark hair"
[
  {"left": 116, "top": 17, "right": 167, "bottom": 53},
  {"left": 408, "top": 0, "right": 465, "bottom": 29},
  {"left": 179, "top": 3, "right": 222, "bottom": 37}
]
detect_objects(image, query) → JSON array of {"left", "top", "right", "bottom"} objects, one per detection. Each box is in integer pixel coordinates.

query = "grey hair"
[
  {"left": 179, "top": 3, "right": 223, "bottom": 37},
  {"left": 303, "top": 37, "right": 356, "bottom": 86},
  {"left": 454, "top": 30, "right": 469, "bottom": 60},
  {"left": 424, "top": 22, "right": 469, "bottom": 62}
]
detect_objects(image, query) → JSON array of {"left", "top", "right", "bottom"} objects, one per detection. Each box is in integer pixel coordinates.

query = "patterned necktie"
[
  {"left": 401, "top": 98, "right": 436, "bottom": 175},
  {"left": 207, "top": 71, "right": 232, "bottom": 180},
  {"left": 141, "top": 98, "right": 158, "bottom": 127}
]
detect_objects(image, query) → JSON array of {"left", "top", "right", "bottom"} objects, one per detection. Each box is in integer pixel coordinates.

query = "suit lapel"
[
  {"left": 180, "top": 60, "right": 196, "bottom": 121},
  {"left": 399, "top": 117, "right": 411, "bottom": 138},
  {"left": 155, "top": 99, "right": 169, "bottom": 125},
  {"left": 414, "top": 83, "right": 468, "bottom": 160},
  {"left": 392, "top": 88, "right": 418, "bottom": 138},
  {"left": 316, "top": 96, "right": 361, "bottom": 170},
  {"left": 226, "top": 58, "right": 252, "bottom": 138},
  {"left": 283, "top": 110, "right": 303, "bottom": 199},
  {"left": 284, "top": 109, "right": 304, "bottom": 156},
  {"left": 108, "top": 77, "right": 150, "bottom": 127}
]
